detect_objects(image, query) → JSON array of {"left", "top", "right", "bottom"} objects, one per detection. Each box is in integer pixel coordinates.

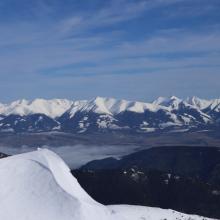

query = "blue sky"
[{"left": 0, "top": 0, "right": 219, "bottom": 102}]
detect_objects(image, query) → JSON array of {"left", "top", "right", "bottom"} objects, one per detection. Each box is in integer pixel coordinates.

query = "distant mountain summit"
[{"left": 0, "top": 96, "right": 219, "bottom": 134}]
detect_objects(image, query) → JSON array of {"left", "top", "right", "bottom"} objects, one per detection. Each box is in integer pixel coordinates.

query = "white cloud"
[{"left": 0, "top": 0, "right": 219, "bottom": 101}]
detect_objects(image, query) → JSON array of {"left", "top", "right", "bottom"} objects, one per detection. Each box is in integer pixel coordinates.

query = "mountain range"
[{"left": 0, "top": 96, "right": 219, "bottom": 134}]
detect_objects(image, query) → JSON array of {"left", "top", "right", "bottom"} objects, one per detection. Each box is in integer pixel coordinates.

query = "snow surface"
[
  {"left": 185, "top": 96, "right": 213, "bottom": 110},
  {"left": 0, "top": 149, "right": 214, "bottom": 220},
  {"left": 67, "top": 96, "right": 162, "bottom": 117},
  {"left": 0, "top": 96, "right": 219, "bottom": 119},
  {"left": 185, "top": 96, "right": 220, "bottom": 112},
  {"left": 1, "top": 96, "right": 218, "bottom": 134},
  {"left": 109, "top": 205, "right": 214, "bottom": 220},
  {"left": 0, "top": 98, "right": 73, "bottom": 118},
  {"left": 153, "top": 96, "right": 182, "bottom": 109}
]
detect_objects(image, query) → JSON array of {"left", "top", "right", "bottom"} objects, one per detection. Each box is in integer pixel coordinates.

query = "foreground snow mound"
[
  {"left": 0, "top": 149, "right": 112, "bottom": 220},
  {"left": 0, "top": 149, "right": 213, "bottom": 220}
]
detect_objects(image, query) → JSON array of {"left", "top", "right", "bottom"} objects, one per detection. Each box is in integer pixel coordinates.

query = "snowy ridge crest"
[
  {"left": 0, "top": 96, "right": 219, "bottom": 133},
  {"left": 0, "top": 149, "right": 214, "bottom": 220},
  {"left": 0, "top": 96, "right": 219, "bottom": 117}
]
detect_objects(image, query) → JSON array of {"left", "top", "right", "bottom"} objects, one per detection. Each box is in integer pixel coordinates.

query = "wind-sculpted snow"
[
  {"left": 0, "top": 149, "right": 214, "bottom": 220},
  {"left": 0, "top": 149, "right": 113, "bottom": 220}
]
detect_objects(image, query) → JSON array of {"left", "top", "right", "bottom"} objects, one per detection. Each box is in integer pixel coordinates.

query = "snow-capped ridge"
[
  {"left": 1, "top": 96, "right": 219, "bottom": 118},
  {"left": 0, "top": 98, "right": 74, "bottom": 118},
  {"left": 153, "top": 96, "right": 183, "bottom": 109},
  {"left": 67, "top": 96, "right": 163, "bottom": 117},
  {"left": 0, "top": 96, "right": 219, "bottom": 134},
  {"left": 185, "top": 96, "right": 212, "bottom": 110},
  {"left": 152, "top": 96, "right": 169, "bottom": 105},
  {"left": 207, "top": 99, "right": 220, "bottom": 112}
]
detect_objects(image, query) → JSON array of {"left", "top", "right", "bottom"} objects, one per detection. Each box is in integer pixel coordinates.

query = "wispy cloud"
[
  {"left": 0, "top": 0, "right": 219, "bottom": 101},
  {"left": 60, "top": 0, "right": 193, "bottom": 34}
]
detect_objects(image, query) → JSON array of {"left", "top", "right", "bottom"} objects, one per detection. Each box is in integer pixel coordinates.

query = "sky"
[{"left": 0, "top": 0, "right": 219, "bottom": 102}]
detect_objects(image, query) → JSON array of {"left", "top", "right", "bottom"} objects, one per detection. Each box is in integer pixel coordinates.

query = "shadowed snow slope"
[{"left": 0, "top": 149, "right": 214, "bottom": 220}]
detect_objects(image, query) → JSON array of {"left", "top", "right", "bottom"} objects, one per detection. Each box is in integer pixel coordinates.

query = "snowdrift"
[{"left": 0, "top": 149, "right": 213, "bottom": 220}]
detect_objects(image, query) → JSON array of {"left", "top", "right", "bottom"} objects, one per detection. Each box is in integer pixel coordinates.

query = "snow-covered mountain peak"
[
  {"left": 185, "top": 96, "right": 212, "bottom": 109},
  {"left": 1, "top": 96, "right": 218, "bottom": 118},
  {"left": 152, "top": 96, "right": 169, "bottom": 105},
  {"left": 184, "top": 97, "right": 220, "bottom": 113},
  {"left": 66, "top": 97, "right": 162, "bottom": 117},
  {"left": 90, "top": 97, "right": 164, "bottom": 114},
  {"left": 153, "top": 96, "right": 182, "bottom": 109},
  {"left": 127, "top": 101, "right": 160, "bottom": 113},
  {"left": 170, "top": 95, "right": 180, "bottom": 100},
  {"left": 29, "top": 98, "right": 74, "bottom": 118},
  {"left": 207, "top": 99, "right": 220, "bottom": 112},
  {"left": 168, "top": 96, "right": 182, "bottom": 107},
  {"left": 10, "top": 99, "right": 29, "bottom": 105},
  {"left": 0, "top": 98, "right": 73, "bottom": 118},
  {"left": 0, "top": 96, "right": 219, "bottom": 134},
  {"left": 88, "top": 96, "right": 115, "bottom": 115}
]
